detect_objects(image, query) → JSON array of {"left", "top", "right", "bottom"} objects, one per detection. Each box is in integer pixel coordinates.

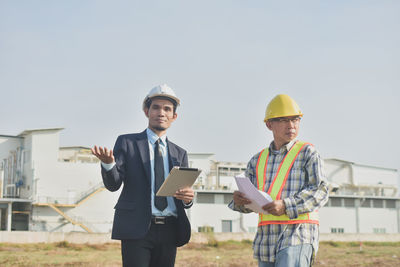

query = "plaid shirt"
[{"left": 229, "top": 139, "right": 329, "bottom": 262}]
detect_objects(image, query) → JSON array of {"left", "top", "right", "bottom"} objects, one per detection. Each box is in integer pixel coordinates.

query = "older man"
[{"left": 230, "top": 94, "right": 329, "bottom": 267}]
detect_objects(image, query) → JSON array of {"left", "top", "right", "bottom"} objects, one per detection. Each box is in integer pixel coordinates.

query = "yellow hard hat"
[{"left": 264, "top": 94, "right": 303, "bottom": 122}]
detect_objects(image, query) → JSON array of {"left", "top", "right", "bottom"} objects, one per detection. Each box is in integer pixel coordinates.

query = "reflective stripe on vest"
[{"left": 256, "top": 141, "right": 319, "bottom": 226}]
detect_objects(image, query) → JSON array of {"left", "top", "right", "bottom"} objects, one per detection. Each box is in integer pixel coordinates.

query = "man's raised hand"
[{"left": 91, "top": 145, "right": 115, "bottom": 164}]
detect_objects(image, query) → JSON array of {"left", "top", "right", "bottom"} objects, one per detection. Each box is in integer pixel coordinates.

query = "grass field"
[{"left": 0, "top": 240, "right": 399, "bottom": 266}]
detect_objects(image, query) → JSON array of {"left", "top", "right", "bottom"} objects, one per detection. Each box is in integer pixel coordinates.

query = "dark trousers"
[{"left": 121, "top": 218, "right": 177, "bottom": 267}]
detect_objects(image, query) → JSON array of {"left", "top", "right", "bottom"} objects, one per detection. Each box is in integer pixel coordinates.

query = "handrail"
[
  {"left": 75, "top": 182, "right": 105, "bottom": 204},
  {"left": 33, "top": 182, "right": 107, "bottom": 233},
  {"left": 46, "top": 203, "right": 92, "bottom": 233},
  {"left": 35, "top": 182, "right": 105, "bottom": 206}
]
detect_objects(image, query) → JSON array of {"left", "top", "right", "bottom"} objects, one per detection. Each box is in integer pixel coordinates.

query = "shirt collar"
[
  {"left": 146, "top": 128, "right": 167, "bottom": 146},
  {"left": 269, "top": 139, "right": 297, "bottom": 154}
]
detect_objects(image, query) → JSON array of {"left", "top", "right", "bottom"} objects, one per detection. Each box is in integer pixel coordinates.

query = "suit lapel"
[
  {"left": 136, "top": 132, "right": 180, "bottom": 181},
  {"left": 136, "top": 130, "right": 151, "bottom": 184}
]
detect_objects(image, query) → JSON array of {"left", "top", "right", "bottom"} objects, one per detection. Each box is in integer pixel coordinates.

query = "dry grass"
[
  {"left": 315, "top": 242, "right": 400, "bottom": 267},
  {"left": 0, "top": 241, "right": 399, "bottom": 266},
  {"left": 176, "top": 240, "right": 257, "bottom": 267},
  {"left": 0, "top": 242, "right": 121, "bottom": 267}
]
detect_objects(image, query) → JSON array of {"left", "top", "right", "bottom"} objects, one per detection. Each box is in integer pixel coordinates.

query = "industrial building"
[{"left": 0, "top": 128, "right": 399, "bottom": 235}]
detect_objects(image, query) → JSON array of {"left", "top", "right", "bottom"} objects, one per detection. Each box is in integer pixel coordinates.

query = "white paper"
[{"left": 234, "top": 174, "right": 272, "bottom": 214}]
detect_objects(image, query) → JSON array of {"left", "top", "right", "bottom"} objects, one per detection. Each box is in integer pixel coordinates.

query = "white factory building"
[{"left": 0, "top": 128, "right": 399, "bottom": 235}]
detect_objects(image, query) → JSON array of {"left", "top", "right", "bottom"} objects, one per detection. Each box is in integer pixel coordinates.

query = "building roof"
[
  {"left": 325, "top": 158, "right": 398, "bottom": 172},
  {"left": 0, "top": 134, "right": 23, "bottom": 139},
  {"left": 18, "top": 128, "right": 64, "bottom": 137},
  {"left": 60, "top": 146, "right": 91, "bottom": 150},
  {"left": 188, "top": 153, "right": 215, "bottom": 156}
]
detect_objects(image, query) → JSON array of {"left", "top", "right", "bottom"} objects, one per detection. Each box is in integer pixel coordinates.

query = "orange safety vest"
[{"left": 256, "top": 141, "right": 319, "bottom": 226}]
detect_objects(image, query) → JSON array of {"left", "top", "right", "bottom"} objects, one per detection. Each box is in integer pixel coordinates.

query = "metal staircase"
[{"left": 34, "top": 182, "right": 105, "bottom": 233}]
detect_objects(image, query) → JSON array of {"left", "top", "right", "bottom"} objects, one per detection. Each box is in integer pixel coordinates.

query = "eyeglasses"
[{"left": 270, "top": 117, "right": 301, "bottom": 123}]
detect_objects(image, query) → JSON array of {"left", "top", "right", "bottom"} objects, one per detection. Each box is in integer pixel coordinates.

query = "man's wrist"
[
  {"left": 283, "top": 197, "right": 298, "bottom": 219},
  {"left": 183, "top": 200, "right": 193, "bottom": 208},
  {"left": 101, "top": 162, "right": 115, "bottom": 171}
]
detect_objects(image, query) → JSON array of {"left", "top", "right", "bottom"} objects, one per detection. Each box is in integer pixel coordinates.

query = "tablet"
[{"left": 156, "top": 166, "right": 201, "bottom": 196}]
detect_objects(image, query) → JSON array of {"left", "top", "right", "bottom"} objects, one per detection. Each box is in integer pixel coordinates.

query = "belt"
[{"left": 151, "top": 216, "right": 176, "bottom": 225}]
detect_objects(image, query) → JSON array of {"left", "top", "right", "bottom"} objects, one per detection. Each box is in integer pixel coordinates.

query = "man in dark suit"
[{"left": 91, "top": 84, "right": 194, "bottom": 267}]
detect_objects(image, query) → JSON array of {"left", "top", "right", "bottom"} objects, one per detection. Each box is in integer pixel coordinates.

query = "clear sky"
[{"left": 1, "top": 1, "right": 399, "bottom": 172}]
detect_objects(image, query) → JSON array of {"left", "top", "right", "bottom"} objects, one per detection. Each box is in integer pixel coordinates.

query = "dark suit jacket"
[{"left": 101, "top": 130, "right": 191, "bottom": 247}]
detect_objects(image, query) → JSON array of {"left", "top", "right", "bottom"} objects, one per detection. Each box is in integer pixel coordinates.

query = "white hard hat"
[{"left": 142, "top": 84, "right": 180, "bottom": 110}]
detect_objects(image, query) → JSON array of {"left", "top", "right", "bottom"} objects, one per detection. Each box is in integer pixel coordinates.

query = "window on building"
[
  {"left": 214, "top": 194, "right": 224, "bottom": 204},
  {"left": 224, "top": 194, "right": 233, "bottom": 204},
  {"left": 361, "top": 199, "right": 371, "bottom": 208},
  {"left": 372, "top": 199, "right": 384, "bottom": 208},
  {"left": 197, "top": 193, "right": 214, "bottom": 203},
  {"left": 221, "top": 220, "right": 232, "bottom": 233},
  {"left": 330, "top": 198, "right": 342, "bottom": 207},
  {"left": 373, "top": 228, "right": 386, "bottom": 234},
  {"left": 386, "top": 200, "right": 396, "bottom": 209},
  {"left": 331, "top": 228, "right": 344, "bottom": 234},
  {"left": 23, "top": 150, "right": 31, "bottom": 164},
  {"left": 198, "top": 226, "right": 214, "bottom": 233},
  {"left": 344, "top": 198, "right": 355, "bottom": 207},
  {"left": 218, "top": 167, "right": 229, "bottom": 175}
]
